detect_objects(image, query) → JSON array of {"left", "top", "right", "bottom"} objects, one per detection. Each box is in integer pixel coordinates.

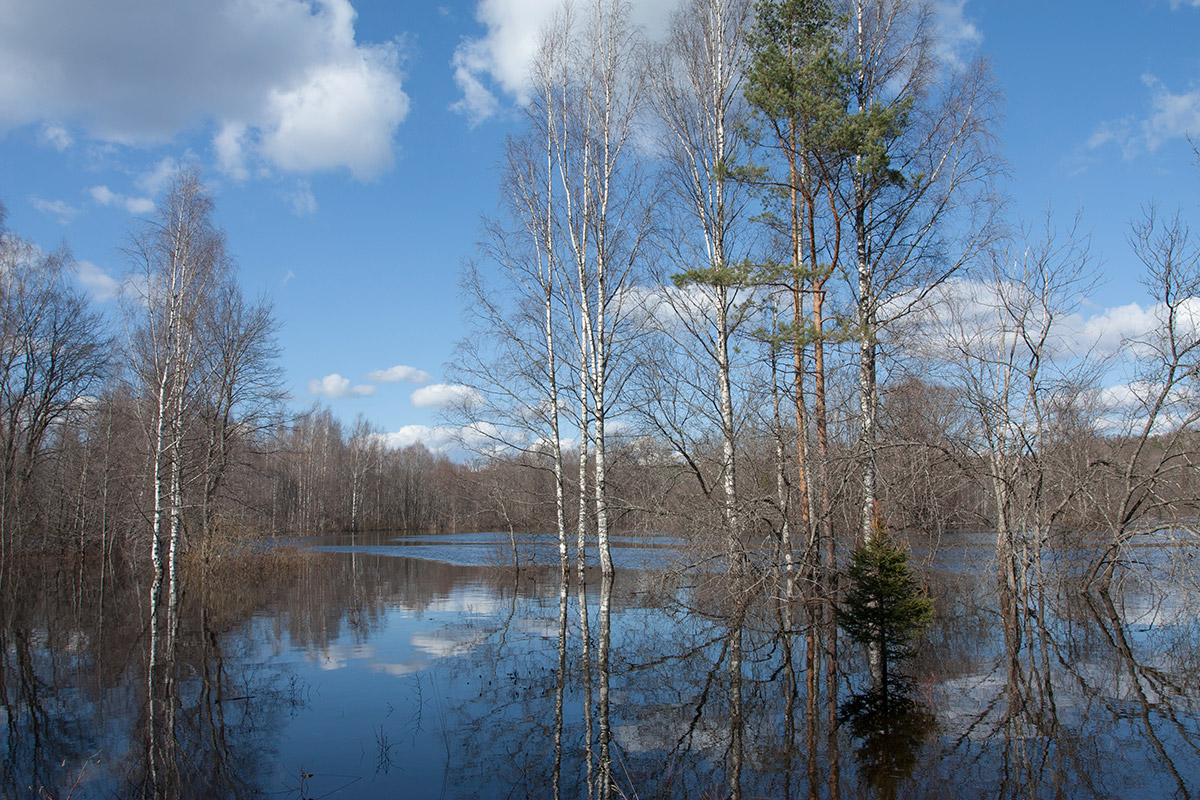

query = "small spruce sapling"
[{"left": 838, "top": 523, "right": 933, "bottom": 689}]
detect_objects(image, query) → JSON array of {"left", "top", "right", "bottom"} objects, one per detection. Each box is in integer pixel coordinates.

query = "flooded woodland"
[
  {"left": 5, "top": 531, "right": 1200, "bottom": 799},
  {"left": 3, "top": 0, "right": 1200, "bottom": 798}
]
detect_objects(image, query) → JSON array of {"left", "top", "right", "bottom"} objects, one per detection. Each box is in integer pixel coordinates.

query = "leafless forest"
[{"left": 0, "top": 0, "right": 1198, "bottom": 604}]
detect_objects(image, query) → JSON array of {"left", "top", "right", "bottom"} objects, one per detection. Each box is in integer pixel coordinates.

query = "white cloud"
[
  {"left": 136, "top": 157, "right": 179, "bottom": 196},
  {"left": 1077, "top": 301, "right": 1159, "bottom": 356},
  {"left": 37, "top": 122, "right": 73, "bottom": 151},
  {"left": 368, "top": 364, "right": 433, "bottom": 384},
  {"left": 286, "top": 180, "right": 317, "bottom": 216},
  {"left": 410, "top": 629, "right": 487, "bottom": 658},
  {"left": 451, "top": 0, "right": 674, "bottom": 124},
  {"left": 911, "top": 278, "right": 1200, "bottom": 369},
  {"left": 376, "top": 421, "right": 502, "bottom": 455},
  {"left": 450, "top": 0, "right": 560, "bottom": 123},
  {"left": 1140, "top": 74, "right": 1200, "bottom": 152},
  {"left": 411, "top": 383, "right": 482, "bottom": 409},
  {"left": 0, "top": 0, "right": 409, "bottom": 180},
  {"left": 1096, "top": 378, "right": 1200, "bottom": 436},
  {"left": 30, "top": 197, "right": 79, "bottom": 224},
  {"left": 307, "top": 373, "right": 377, "bottom": 399},
  {"left": 74, "top": 260, "right": 120, "bottom": 301},
  {"left": 88, "top": 185, "right": 154, "bottom": 215},
  {"left": 933, "top": 0, "right": 983, "bottom": 69},
  {"left": 1169, "top": 0, "right": 1200, "bottom": 8},
  {"left": 451, "top": 38, "right": 504, "bottom": 126},
  {"left": 89, "top": 186, "right": 116, "bottom": 205},
  {"left": 376, "top": 424, "right": 460, "bottom": 452},
  {"left": 1088, "top": 74, "right": 1200, "bottom": 158},
  {"left": 282, "top": 269, "right": 296, "bottom": 287},
  {"left": 624, "top": 282, "right": 759, "bottom": 333},
  {"left": 213, "top": 121, "right": 249, "bottom": 181},
  {"left": 1100, "top": 381, "right": 1151, "bottom": 412},
  {"left": 261, "top": 42, "right": 409, "bottom": 179}
]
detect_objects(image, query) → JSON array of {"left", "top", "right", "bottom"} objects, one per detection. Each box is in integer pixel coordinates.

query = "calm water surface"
[{"left": 3, "top": 531, "right": 1200, "bottom": 798}]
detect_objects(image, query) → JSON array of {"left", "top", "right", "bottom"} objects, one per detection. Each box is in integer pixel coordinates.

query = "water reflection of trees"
[
  {"left": 433, "top": 562, "right": 852, "bottom": 800},
  {"left": 930, "top": 567, "right": 1200, "bottom": 800},
  {"left": 0, "top": 550, "right": 307, "bottom": 799},
  {"left": 429, "top": 551, "right": 1200, "bottom": 799},
  {"left": 1, "top": 542, "right": 529, "bottom": 799},
  {"left": 841, "top": 685, "right": 936, "bottom": 800},
  {"left": 7, "top": 539, "right": 1200, "bottom": 799}
]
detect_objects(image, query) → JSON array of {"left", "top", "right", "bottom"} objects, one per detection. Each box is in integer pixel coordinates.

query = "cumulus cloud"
[
  {"left": 909, "top": 277, "right": 1200, "bottom": 369},
  {"left": 0, "top": 0, "right": 409, "bottom": 180},
  {"left": 368, "top": 364, "right": 433, "bottom": 384},
  {"left": 308, "top": 373, "right": 377, "bottom": 399},
  {"left": 411, "top": 383, "right": 482, "bottom": 410},
  {"left": 624, "top": 282, "right": 760, "bottom": 333},
  {"left": 1099, "top": 381, "right": 1153, "bottom": 413},
  {"left": 376, "top": 424, "right": 460, "bottom": 453},
  {"left": 74, "top": 260, "right": 120, "bottom": 301},
  {"left": 137, "top": 157, "right": 179, "bottom": 196},
  {"left": 933, "top": 0, "right": 983, "bottom": 69},
  {"left": 451, "top": 0, "right": 673, "bottom": 124},
  {"left": 260, "top": 42, "right": 409, "bottom": 179},
  {"left": 908, "top": 278, "right": 1075, "bottom": 361},
  {"left": 37, "top": 123, "right": 73, "bottom": 151},
  {"left": 1139, "top": 75, "right": 1200, "bottom": 151},
  {"left": 30, "top": 197, "right": 80, "bottom": 224},
  {"left": 377, "top": 421, "right": 501, "bottom": 455},
  {"left": 451, "top": 38, "right": 504, "bottom": 126},
  {"left": 1076, "top": 301, "right": 1160, "bottom": 356},
  {"left": 1088, "top": 74, "right": 1200, "bottom": 158},
  {"left": 450, "top": 0, "right": 560, "bottom": 124},
  {"left": 1095, "top": 378, "right": 1200, "bottom": 436},
  {"left": 89, "top": 185, "right": 154, "bottom": 215},
  {"left": 214, "top": 122, "right": 249, "bottom": 181}
]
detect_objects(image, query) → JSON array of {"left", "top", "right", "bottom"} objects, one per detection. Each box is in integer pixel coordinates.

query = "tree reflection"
[
  {"left": 933, "top": 561, "right": 1200, "bottom": 800},
  {"left": 7, "top": 536, "right": 1200, "bottom": 798},
  {"left": 841, "top": 683, "right": 935, "bottom": 800},
  {"left": 1, "top": 547, "right": 314, "bottom": 799}
]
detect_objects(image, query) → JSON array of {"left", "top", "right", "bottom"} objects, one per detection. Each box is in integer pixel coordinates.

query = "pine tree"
[{"left": 838, "top": 527, "right": 933, "bottom": 688}]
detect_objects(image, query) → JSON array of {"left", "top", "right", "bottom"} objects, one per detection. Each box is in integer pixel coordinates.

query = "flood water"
[{"left": 4, "top": 531, "right": 1200, "bottom": 799}]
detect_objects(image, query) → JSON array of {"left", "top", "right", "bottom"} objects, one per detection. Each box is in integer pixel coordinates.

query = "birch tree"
[
  {"left": 842, "top": 0, "right": 1002, "bottom": 541},
  {"left": 553, "top": 0, "right": 650, "bottom": 578},
  {"left": 647, "top": 0, "right": 755, "bottom": 563},
  {"left": 456, "top": 2, "right": 648, "bottom": 580},
  {"left": 455, "top": 41, "right": 572, "bottom": 570},
  {"left": 126, "top": 167, "right": 226, "bottom": 607},
  {"left": 195, "top": 277, "right": 284, "bottom": 539}
]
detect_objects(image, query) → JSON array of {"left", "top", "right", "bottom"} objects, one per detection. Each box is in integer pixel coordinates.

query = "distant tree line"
[{"left": 0, "top": 177, "right": 535, "bottom": 591}]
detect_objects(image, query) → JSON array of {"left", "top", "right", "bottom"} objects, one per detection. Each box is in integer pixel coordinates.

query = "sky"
[{"left": 0, "top": 0, "right": 1197, "bottom": 453}]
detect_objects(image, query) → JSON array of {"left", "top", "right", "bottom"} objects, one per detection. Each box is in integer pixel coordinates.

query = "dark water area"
[{"left": 3, "top": 531, "right": 1200, "bottom": 799}]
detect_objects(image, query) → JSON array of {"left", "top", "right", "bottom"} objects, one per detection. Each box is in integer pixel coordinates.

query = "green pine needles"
[{"left": 838, "top": 527, "right": 933, "bottom": 686}]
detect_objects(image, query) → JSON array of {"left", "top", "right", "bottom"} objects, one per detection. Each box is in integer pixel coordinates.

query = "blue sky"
[{"left": 0, "top": 0, "right": 1197, "bottom": 451}]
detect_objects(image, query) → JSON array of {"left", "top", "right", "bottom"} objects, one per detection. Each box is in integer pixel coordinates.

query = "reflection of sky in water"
[
  {"left": 237, "top": 543, "right": 679, "bottom": 798},
  {"left": 255, "top": 589, "right": 496, "bottom": 796},
  {"left": 308, "top": 530, "right": 684, "bottom": 569},
  {"left": 8, "top": 531, "right": 1200, "bottom": 799}
]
